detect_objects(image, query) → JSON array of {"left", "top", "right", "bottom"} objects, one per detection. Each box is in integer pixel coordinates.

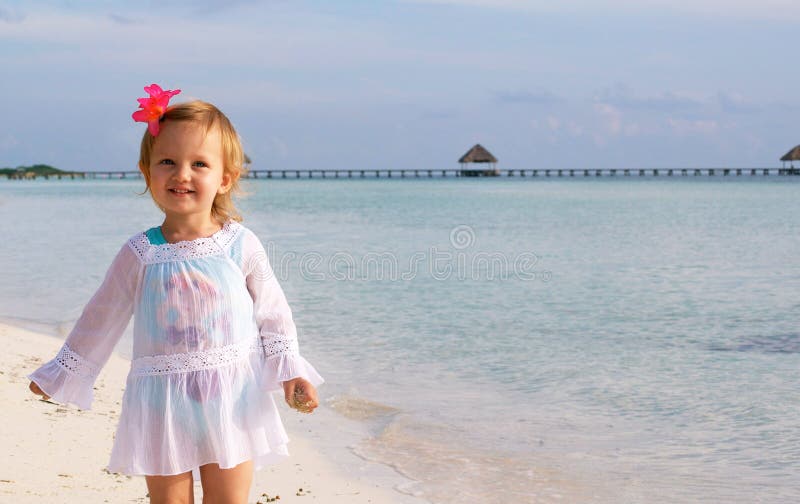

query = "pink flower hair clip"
[{"left": 131, "top": 84, "right": 181, "bottom": 136}]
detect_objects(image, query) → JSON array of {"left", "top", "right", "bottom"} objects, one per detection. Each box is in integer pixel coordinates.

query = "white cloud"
[
  {"left": 566, "top": 121, "right": 584, "bottom": 137},
  {"left": 623, "top": 123, "right": 641, "bottom": 137},
  {"left": 0, "top": 9, "right": 385, "bottom": 70},
  {"left": 666, "top": 118, "right": 720, "bottom": 135},
  {"left": 594, "top": 103, "right": 622, "bottom": 135},
  {"left": 402, "top": 0, "right": 800, "bottom": 21},
  {"left": 0, "top": 5, "right": 24, "bottom": 23},
  {"left": 593, "top": 85, "right": 707, "bottom": 113}
]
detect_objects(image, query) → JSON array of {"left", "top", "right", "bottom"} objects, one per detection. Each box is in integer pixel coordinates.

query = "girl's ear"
[
  {"left": 219, "top": 171, "right": 234, "bottom": 194},
  {"left": 138, "top": 163, "right": 150, "bottom": 184}
]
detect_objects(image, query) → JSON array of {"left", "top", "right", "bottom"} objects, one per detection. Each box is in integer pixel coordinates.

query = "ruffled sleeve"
[
  {"left": 27, "top": 241, "right": 141, "bottom": 410},
  {"left": 243, "top": 230, "right": 323, "bottom": 392}
]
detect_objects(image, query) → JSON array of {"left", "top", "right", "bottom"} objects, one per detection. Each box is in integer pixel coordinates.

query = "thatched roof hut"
[
  {"left": 459, "top": 144, "right": 498, "bottom": 164},
  {"left": 780, "top": 145, "right": 800, "bottom": 171},
  {"left": 780, "top": 145, "right": 800, "bottom": 162},
  {"left": 458, "top": 144, "right": 499, "bottom": 177},
  {"left": 779, "top": 145, "right": 800, "bottom": 173}
]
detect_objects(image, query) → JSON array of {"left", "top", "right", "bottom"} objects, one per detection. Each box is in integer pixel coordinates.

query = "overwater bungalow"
[
  {"left": 780, "top": 145, "right": 800, "bottom": 174},
  {"left": 459, "top": 144, "right": 499, "bottom": 177}
]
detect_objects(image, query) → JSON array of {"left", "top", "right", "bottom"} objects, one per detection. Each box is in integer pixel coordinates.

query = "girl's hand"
[
  {"left": 282, "top": 377, "right": 319, "bottom": 414},
  {"left": 29, "top": 381, "right": 51, "bottom": 401}
]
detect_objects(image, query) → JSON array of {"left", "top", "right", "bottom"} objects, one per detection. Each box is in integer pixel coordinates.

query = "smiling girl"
[{"left": 27, "top": 85, "right": 323, "bottom": 504}]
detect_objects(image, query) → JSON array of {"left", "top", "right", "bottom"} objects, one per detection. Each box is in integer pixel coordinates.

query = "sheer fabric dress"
[{"left": 28, "top": 219, "right": 323, "bottom": 480}]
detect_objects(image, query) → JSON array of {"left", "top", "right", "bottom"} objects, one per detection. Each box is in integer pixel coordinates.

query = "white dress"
[{"left": 27, "top": 219, "right": 323, "bottom": 480}]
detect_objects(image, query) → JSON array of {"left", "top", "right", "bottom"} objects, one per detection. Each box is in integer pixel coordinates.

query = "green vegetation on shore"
[{"left": 0, "top": 164, "right": 81, "bottom": 176}]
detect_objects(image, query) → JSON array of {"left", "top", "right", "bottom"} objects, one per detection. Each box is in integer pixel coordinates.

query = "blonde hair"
[{"left": 137, "top": 100, "right": 249, "bottom": 224}]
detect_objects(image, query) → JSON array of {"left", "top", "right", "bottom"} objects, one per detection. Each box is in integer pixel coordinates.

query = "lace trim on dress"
[
  {"left": 55, "top": 343, "right": 100, "bottom": 381},
  {"left": 128, "top": 219, "right": 243, "bottom": 264},
  {"left": 261, "top": 332, "right": 299, "bottom": 357},
  {"left": 131, "top": 338, "right": 263, "bottom": 376}
]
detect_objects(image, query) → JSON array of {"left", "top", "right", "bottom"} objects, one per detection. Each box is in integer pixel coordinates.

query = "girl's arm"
[
  {"left": 243, "top": 231, "right": 324, "bottom": 397},
  {"left": 27, "top": 242, "right": 140, "bottom": 410}
]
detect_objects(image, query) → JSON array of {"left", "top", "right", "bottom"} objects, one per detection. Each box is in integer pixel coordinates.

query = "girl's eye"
[
  {"left": 158, "top": 159, "right": 174, "bottom": 165},
  {"left": 193, "top": 161, "right": 208, "bottom": 168}
]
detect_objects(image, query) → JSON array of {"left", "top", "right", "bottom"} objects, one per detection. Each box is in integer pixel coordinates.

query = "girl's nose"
[{"left": 172, "top": 163, "right": 192, "bottom": 181}]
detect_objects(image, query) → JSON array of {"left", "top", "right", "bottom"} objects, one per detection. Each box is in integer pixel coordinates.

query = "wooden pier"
[
  {"left": 240, "top": 168, "right": 795, "bottom": 178},
  {"left": 4, "top": 167, "right": 799, "bottom": 180}
]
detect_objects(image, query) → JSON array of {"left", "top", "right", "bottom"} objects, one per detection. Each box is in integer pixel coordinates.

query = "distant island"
[{"left": 1, "top": 164, "right": 85, "bottom": 180}]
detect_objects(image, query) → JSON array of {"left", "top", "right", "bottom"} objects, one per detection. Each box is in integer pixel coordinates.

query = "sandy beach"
[{"left": 0, "top": 322, "right": 416, "bottom": 504}]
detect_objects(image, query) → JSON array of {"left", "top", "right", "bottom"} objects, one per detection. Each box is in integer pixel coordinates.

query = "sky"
[{"left": 1, "top": 0, "right": 799, "bottom": 171}]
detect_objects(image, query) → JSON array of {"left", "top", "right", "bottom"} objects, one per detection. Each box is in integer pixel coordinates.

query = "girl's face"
[{"left": 147, "top": 120, "right": 231, "bottom": 221}]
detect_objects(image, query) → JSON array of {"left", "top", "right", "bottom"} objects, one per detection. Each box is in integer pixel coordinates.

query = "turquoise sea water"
[{"left": 2, "top": 177, "right": 799, "bottom": 503}]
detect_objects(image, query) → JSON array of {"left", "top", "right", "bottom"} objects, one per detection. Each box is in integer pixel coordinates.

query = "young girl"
[{"left": 27, "top": 84, "right": 323, "bottom": 504}]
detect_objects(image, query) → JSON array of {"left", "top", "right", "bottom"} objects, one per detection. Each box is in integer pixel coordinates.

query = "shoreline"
[{"left": 0, "top": 322, "right": 424, "bottom": 504}]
